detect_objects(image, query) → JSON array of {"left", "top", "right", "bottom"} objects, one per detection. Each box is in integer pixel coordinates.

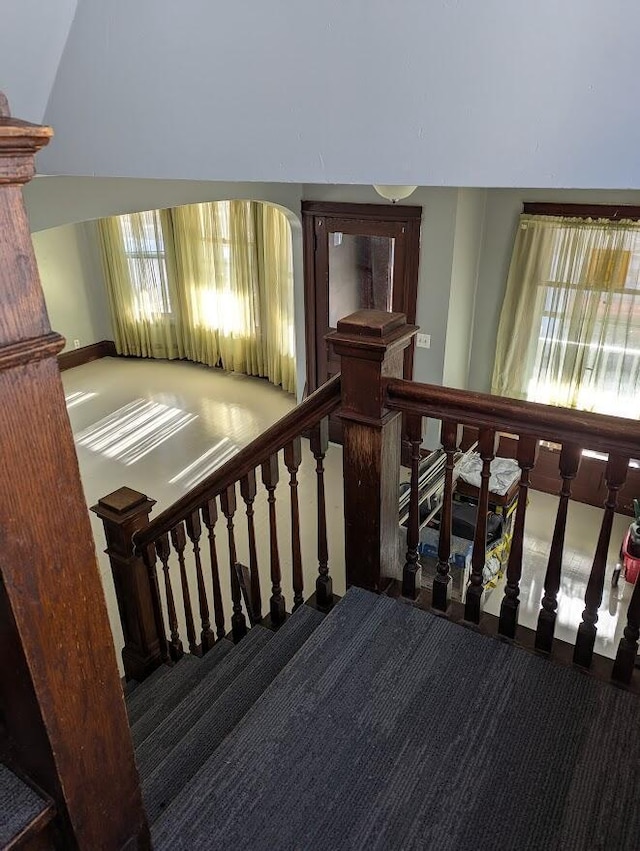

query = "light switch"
[{"left": 416, "top": 333, "right": 431, "bottom": 349}]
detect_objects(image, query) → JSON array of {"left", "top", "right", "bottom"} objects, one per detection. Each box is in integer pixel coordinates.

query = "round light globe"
[{"left": 373, "top": 185, "right": 418, "bottom": 203}]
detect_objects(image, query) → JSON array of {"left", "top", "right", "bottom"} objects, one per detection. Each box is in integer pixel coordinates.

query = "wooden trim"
[
  {"left": 385, "top": 377, "right": 640, "bottom": 459},
  {"left": 302, "top": 200, "right": 422, "bottom": 221},
  {"left": 0, "top": 333, "right": 64, "bottom": 371},
  {"left": 301, "top": 200, "right": 423, "bottom": 408},
  {"left": 523, "top": 202, "right": 640, "bottom": 221},
  {"left": 57, "top": 339, "right": 117, "bottom": 371},
  {"left": 134, "top": 374, "right": 342, "bottom": 549},
  {"left": 302, "top": 209, "right": 317, "bottom": 402}
]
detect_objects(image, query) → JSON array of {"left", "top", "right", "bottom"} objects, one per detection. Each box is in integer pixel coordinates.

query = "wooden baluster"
[
  {"left": 202, "top": 498, "right": 226, "bottom": 639},
  {"left": 402, "top": 414, "right": 423, "bottom": 600},
  {"left": 498, "top": 435, "right": 539, "bottom": 639},
  {"left": 464, "top": 427, "right": 496, "bottom": 624},
  {"left": 262, "top": 454, "right": 287, "bottom": 625},
  {"left": 170, "top": 523, "right": 199, "bottom": 655},
  {"left": 535, "top": 444, "right": 582, "bottom": 653},
  {"left": 185, "top": 510, "right": 216, "bottom": 653},
  {"left": 432, "top": 420, "right": 459, "bottom": 612},
  {"left": 240, "top": 470, "right": 262, "bottom": 621},
  {"left": 574, "top": 453, "right": 629, "bottom": 668},
  {"left": 310, "top": 418, "right": 333, "bottom": 609},
  {"left": 612, "top": 566, "right": 640, "bottom": 684},
  {"left": 285, "top": 437, "right": 304, "bottom": 610},
  {"left": 220, "top": 485, "right": 248, "bottom": 642},
  {"left": 140, "top": 541, "right": 170, "bottom": 666},
  {"left": 156, "top": 533, "right": 183, "bottom": 661}
]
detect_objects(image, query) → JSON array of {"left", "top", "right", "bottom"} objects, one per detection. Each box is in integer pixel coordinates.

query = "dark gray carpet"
[
  {"left": 0, "top": 763, "right": 48, "bottom": 847},
  {"left": 142, "top": 604, "right": 325, "bottom": 823},
  {"left": 153, "top": 588, "right": 640, "bottom": 851},
  {"left": 130, "top": 638, "right": 233, "bottom": 746},
  {"left": 126, "top": 654, "right": 198, "bottom": 724},
  {"left": 135, "top": 625, "right": 272, "bottom": 772}
]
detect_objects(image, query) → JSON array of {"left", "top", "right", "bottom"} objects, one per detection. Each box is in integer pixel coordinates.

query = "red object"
[{"left": 622, "top": 527, "right": 640, "bottom": 584}]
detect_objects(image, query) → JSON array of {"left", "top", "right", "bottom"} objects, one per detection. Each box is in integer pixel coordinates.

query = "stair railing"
[
  {"left": 383, "top": 358, "right": 640, "bottom": 685},
  {"left": 94, "top": 375, "right": 341, "bottom": 681}
]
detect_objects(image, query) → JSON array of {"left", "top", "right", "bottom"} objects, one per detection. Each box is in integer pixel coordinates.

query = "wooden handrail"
[
  {"left": 134, "top": 374, "right": 342, "bottom": 550},
  {"left": 385, "top": 378, "right": 640, "bottom": 459}
]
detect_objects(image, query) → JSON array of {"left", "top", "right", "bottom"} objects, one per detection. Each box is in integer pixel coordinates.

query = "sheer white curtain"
[
  {"left": 492, "top": 214, "right": 640, "bottom": 418},
  {"left": 98, "top": 201, "right": 296, "bottom": 393}
]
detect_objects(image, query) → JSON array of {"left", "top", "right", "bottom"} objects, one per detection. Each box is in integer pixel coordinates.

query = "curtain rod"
[{"left": 523, "top": 202, "right": 640, "bottom": 221}]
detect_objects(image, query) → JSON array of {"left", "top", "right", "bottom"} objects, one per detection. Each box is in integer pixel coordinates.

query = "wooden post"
[
  {"left": 92, "top": 486, "right": 165, "bottom": 681},
  {"left": 329, "top": 310, "right": 417, "bottom": 593},
  {"left": 0, "top": 96, "right": 151, "bottom": 849}
]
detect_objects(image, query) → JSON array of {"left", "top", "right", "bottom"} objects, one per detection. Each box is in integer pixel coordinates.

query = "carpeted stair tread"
[
  {"left": 131, "top": 638, "right": 234, "bottom": 746},
  {"left": 126, "top": 655, "right": 198, "bottom": 724},
  {"left": 0, "top": 763, "right": 51, "bottom": 848},
  {"left": 152, "top": 587, "right": 640, "bottom": 851},
  {"left": 142, "top": 604, "right": 325, "bottom": 823},
  {"left": 135, "top": 626, "right": 272, "bottom": 767},
  {"left": 123, "top": 678, "right": 139, "bottom": 697}
]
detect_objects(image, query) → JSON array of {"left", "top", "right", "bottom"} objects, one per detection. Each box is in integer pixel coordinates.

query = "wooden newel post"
[
  {"left": 0, "top": 95, "right": 150, "bottom": 848},
  {"left": 92, "top": 486, "right": 165, "bottom": 682},
  {"left": 329, "top": 310, "right": 417, "bottom": 593}
]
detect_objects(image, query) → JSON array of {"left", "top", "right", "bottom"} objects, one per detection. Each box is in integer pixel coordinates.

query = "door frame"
[{"left": 302, "top": 200, "right": 422, "bottom": 397}]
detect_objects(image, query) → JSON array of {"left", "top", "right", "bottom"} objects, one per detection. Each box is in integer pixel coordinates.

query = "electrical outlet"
[
  {"left": 416, "top": 333, "right": 431, "bottom": 349},
  {"left": 73, "top": 339, "right": 81, "bottom": 349}
]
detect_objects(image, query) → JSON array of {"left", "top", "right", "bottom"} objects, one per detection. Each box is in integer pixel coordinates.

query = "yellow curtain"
[
  {"left": 98, "top": 201, "right": 296, "bottom": 393},
  {"left": 254, "top": 203, "right": 296, "bottom": 393},
  {"left": 97, "top": 210, "right": 182, "bottom": 359},
  {"left": 492, "top": 214, "right": 640, "bottom": 417}
]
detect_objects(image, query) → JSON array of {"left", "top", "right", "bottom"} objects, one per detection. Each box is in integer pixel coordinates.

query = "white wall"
[
  {"left": 468, "top": 188, "right": 640, "bottom": 393},
  {"left": 443, "top": 189, "right": 486, "bottom": 389},
  {"left": 0, "top": 0, "right": 77, "bottom": 122},
  {"left": 32, "top": 222, "right": 112, "bottom": 352},
  {"left": 38, "top": 0, "right": 640, "bottom": 189},
  {"left": 24, "top": 177, "right": 303, "bottom": 234}
]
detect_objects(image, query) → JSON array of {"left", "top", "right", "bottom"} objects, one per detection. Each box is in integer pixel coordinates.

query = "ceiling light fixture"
[{"left": 373, "top": 185, "right": 418, "bottom": 203}]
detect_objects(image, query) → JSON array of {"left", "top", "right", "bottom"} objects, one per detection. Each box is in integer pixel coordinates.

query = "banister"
[
  {"left": 134, "top": 374, "right": 341, "bottom": 550},
  {"left": 385, "top": 378, "right": 640, "bottom": 459}
]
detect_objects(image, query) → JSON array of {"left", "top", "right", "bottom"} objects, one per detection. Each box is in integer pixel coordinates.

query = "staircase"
[
  {"left": 3, "top": 99, "right": 640, "bottom": 849},
  {"left": 0, "top": 766, "right": 54, "bottom": 850},
  {"left": 121, "top": 588, "right": 640, "bottom": 850}
]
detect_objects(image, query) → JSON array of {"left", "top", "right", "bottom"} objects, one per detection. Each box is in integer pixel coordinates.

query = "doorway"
[{"left": 302, "top": 201, "right": 422, "bottom": 439}]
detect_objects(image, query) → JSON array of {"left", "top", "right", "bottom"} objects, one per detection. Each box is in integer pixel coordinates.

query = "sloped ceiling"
[
  {"left": 0, "top": 0, "right": 78, "bottom": 123},
  {"left": 23, "top": 0, "right": 640, "bottom": 188}
]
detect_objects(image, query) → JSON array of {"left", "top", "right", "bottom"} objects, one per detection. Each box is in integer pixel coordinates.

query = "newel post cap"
[
  {"left": 91, "top": 486, "right": 156, "bottom": 525},
  {"left": 328, "top": 310, "right": 418, "bottom": 361}
]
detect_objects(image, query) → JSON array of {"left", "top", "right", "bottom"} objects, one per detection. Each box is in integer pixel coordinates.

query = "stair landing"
[{"left": 152, "top": 588, "right": 640, "bottom": 851}]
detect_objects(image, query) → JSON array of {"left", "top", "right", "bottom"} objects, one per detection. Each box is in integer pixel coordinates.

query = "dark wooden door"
[{"left": 302, "top": 202, "right": 422, "bottom": 440}]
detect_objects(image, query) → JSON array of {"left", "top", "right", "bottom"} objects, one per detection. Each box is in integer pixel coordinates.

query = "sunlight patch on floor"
[
  {"left": 168, "top": 438, "right": 240, "bottom": 490},
  {"left": 76, "top": 398, "right": 197, "bottom": 465}
]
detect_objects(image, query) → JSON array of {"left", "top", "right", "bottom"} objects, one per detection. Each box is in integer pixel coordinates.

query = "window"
[
  {"left": 119, "top": 210, "right": 172, "bottom": 319},
  {"left": 98, "top": 201, "right": 297, "bottom": 393},
  {"left": 492, "top": 212, "right": 640, "bottom": 419}
]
